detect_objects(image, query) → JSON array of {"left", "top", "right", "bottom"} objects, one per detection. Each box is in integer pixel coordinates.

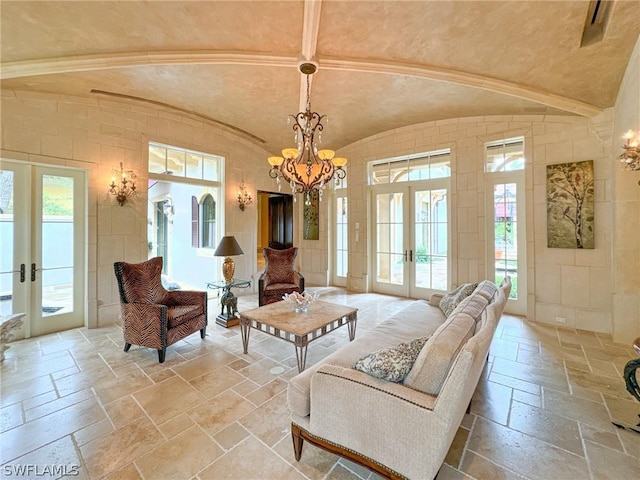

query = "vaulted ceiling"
[{"left": 2, "top": 1, "right": 639, "bottom": 154}]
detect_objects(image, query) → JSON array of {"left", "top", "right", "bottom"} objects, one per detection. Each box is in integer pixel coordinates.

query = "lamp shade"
[{"left": 213, "top": 236, "right": 244, "bottom": 257}]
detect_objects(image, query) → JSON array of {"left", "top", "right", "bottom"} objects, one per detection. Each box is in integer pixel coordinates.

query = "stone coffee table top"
[{"left": 239, "top": 300, "right": 357, "bottom": 336}]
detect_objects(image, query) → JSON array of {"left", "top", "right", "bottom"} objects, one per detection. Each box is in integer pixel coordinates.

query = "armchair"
[
  {"left": 113, "top": 257, "right": 207, "bottom": 363},
  {"left": 258, "top": 247, "right": 304, "bottom": 306}
]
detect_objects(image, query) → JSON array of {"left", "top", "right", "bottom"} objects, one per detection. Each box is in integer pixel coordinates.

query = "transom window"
[
  {"left": 370, "top": 150, "right": 451, "bottom": 184},
  {"left": 149, "top": 142, "right": 222, "bottom": 181}
]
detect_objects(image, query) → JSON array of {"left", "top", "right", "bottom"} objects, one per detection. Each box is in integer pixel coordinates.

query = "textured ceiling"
[{"left": 2, "top": 0, "right": 639, "bottom": 154}]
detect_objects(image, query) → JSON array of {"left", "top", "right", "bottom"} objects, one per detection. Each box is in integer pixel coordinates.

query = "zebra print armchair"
[
  {"left": 114, "top": 257, "right": 207, "bottom": 363},
  {"left": 258, "top": 247, "right": 304, "bottom": 306}
]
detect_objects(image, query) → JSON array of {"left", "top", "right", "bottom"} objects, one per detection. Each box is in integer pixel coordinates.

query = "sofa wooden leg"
[
  {"left": 291, "top": 423, "right": 304, "bottom": 461},
  {"left": 124, "top": 343, "right": 131, "bottom": 352},
  {"left": 200, "top": 327, "right": 206, "bottom": 339},
  {"left": 158, "top": 348, "right": 166, "bottom": 363}
]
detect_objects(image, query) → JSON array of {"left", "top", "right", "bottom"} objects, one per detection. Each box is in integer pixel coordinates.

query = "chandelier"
[{"left": 267, "top": 62, "right": 347, "bottom": 205}]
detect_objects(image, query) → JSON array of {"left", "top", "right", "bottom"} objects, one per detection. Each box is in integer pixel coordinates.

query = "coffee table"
[{"left": 238, "top": 300, "right": 358, "bottom": 372}]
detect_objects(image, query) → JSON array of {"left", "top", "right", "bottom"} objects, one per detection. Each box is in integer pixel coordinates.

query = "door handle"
[
  {"left": 409, "top": 250, "right": 413, "bottom": 262},
  {"left": 404, "top": 250, "right": 408, "bottom": 262},
  {"left": 1, "top": 265, "right": 26, "bottom": 282},
  {"left": 31, "top": 263, "right": 36, "bottom": 282}
]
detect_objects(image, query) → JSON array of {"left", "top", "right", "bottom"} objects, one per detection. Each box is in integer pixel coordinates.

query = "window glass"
[
  {"left": 203, "top": 156, "right": 219, "bottom": 181},
  {"left": 201, "top": 194, "right": 216, "bottom": 248},
  {"left": 149, "top": 144, "right": 167, "bottom": 174},
  {"left": 186, "top": 153, "right": 202, "bottom": 179},
  {"left": 336, "top": 196, "right": 348, "bottom": 277},
  {"left": 485, "top": 138, "right": 525, "bottom": 172}
]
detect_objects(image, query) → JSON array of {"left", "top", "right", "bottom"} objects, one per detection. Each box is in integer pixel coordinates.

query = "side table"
[{"left": 206, "top": 279, "right": 251, "bottom": 328}]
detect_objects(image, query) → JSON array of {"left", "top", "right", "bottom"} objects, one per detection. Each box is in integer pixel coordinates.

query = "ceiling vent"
[{"left": 580, "top": 0, "right": 613, "bottom": 47}]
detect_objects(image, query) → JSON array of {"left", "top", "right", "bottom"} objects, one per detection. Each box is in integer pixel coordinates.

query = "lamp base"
[{"left": 222, "top": 257, "right": 235, "bottom": 283}]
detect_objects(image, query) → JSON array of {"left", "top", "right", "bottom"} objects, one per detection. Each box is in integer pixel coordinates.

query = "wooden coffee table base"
[{"left": 238, "top": 300, "right": 358, "bottom": 373}]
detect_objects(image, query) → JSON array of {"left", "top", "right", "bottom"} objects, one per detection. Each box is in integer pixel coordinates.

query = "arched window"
[{"left": 201, "top": 194, "right": 216, "bottom": 248}]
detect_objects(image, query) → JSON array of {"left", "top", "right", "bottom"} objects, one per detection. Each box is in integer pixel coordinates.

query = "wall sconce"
[
  {"left": 108, "top": 162, "right": 137, "bottom": 206},
  {"left": 237, "top": 182, "right": 253, "bottom": 211},
  {"left": 619, "top": 129, "right": 640, "bottom": 175}
]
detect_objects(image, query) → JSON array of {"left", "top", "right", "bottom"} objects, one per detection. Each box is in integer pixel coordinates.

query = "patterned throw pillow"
[
  {"left": 352, "top": 336, "right": 431, "bottom": 382},
  {"left": 439, "top": 283, "right": 478, "bottom": 317}
]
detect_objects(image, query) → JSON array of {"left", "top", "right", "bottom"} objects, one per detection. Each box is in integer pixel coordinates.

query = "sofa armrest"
[
  {"left": 429, "top": 293, "right": 444, "bottom": 307},
  {"left": 309, "top": 364, "right": 447, "bottom": 480}
]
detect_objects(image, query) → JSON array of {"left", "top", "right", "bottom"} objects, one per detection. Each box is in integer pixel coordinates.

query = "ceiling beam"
[
  {"left": 298, "top": 0, "right": 323, "bottom": 112},
  {"left": 320, "top": 57, "right": 602, "bottom": 117},
  {"left": 1, "top": 50, "right": 602, "bottom": 118}
]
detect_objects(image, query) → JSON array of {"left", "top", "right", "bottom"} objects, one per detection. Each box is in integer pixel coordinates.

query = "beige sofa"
[{"left": 287, "top": 278, "right": 511, "bottom": 480}]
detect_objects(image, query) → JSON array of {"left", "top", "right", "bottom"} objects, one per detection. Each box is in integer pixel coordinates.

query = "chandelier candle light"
[
  {"left": 108, "top": 162, "right": 137, "bottom": 206},
  {"left": 267, "top": 62, "right": 347, "bottom": 206}
]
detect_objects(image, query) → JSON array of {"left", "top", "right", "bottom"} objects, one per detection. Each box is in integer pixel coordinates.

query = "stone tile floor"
[{"left": 1, "top": 287, "right": 638, "bottom": 479}]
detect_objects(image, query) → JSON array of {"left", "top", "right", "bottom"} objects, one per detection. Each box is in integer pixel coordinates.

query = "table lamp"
[{"left": 214, "top": 236, "right": 244, "bottom": 283}]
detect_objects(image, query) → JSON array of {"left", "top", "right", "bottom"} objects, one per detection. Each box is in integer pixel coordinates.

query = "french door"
[
  {"left": 0, "top": 160, "right": 86, "bottom": 338},
  {"left": 372, "top": 182, "right": 449, "bottom": 298}
]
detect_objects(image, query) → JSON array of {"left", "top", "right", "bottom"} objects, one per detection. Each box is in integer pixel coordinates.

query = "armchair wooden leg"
[
  {"left": 291, "top": 423, "right": 304, "bottom": 461},
  {"left": 200, "top": 327, "right": 206, "bottom": 339},
  {"left": 124, "top": 343, "right": 131, "bottom": 352},
  {"left": 158, "top": 348, "right": 166, "bottom": 363}
]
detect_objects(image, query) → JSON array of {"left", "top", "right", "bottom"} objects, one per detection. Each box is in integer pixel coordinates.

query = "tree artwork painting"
[{"left": 546, "top": 160, "right": 594, "bottom": 249}]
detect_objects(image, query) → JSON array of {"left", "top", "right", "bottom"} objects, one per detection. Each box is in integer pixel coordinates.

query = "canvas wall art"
[
  {"left": 546, "top": 160, "right": 594, "bottom": 249},
  {"left": 303, "top": 190, "right": 319, "bottom": 240}
]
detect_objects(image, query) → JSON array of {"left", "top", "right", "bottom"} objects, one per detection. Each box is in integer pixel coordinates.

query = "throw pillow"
[
  {"left": 352, "top": 336, "right": 431, "bottom": 382},
  {"left": 439, "top": 283, "right": 478, "bottom": 317}
]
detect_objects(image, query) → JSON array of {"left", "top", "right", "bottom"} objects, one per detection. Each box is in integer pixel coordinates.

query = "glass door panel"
[
  {"left": 487, "top": 178, "right": 526, "bottom": 315},
  {"left": 40, "top": 174, "right": 75, "bottom": 316},
  {"left": 413, "top": 188, "right": 448, "bottom": 294},
  {"left": 0, "top": 162, "right": 29, "bottom": 332},
  {"left": 332, "top": 195, "right": 348, "bottom": 286},
  {"left": 373, "top": 189, "right": 406, "bottom": 295}
]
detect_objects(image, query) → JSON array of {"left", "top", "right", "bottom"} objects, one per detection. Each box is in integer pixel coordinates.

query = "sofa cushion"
[
  {"left": 167, "top": 304, "right": 204, "bottom": 328},
  {"left": 474, "top": 280, "right": 498, "bottom": 302},
  {"left": 403, "top": 312, "right": 476, "bottom": 395},
  {"left": 451, "top": 290, "right": 489, "bottom": 322},
  {"left": 439, "top": 283, "right": 477, "bottom": 317},
  {"left": 352, "top": 336, "right": 431, "bottom": 382}
]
